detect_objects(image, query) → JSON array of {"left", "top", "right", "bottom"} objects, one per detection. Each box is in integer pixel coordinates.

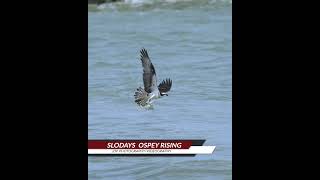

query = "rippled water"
[{"left": 89, "top": 0, "right": 232, "bottom": 179}]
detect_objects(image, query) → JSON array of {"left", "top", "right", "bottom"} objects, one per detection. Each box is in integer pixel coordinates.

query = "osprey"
[{"left": 134, "top": 48, "right": 172, "bottom": 106}]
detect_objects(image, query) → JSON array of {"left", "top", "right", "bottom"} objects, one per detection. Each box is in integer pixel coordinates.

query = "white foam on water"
[
  {"left": 124, "top": 0, "right": 146, "bottom": 4},
  {"left": 91, "top": 0, "right": 232, "bottom": 12},
  {"left": 97, "top": 3, "right": 106, "bottom": 10}
]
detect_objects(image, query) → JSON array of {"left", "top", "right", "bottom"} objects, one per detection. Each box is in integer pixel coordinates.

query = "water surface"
[{"left": 89, "top": 0, "right": 232, "bottom": 179}]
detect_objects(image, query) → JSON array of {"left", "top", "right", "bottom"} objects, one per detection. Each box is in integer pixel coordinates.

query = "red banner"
[{"left": 88, "top": 140, "right": 193, "bottom": 149}]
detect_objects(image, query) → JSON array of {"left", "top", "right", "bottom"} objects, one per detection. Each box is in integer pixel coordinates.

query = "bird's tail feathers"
[{"left": 134, "top": 87, "right": 149, "bottom": 106}]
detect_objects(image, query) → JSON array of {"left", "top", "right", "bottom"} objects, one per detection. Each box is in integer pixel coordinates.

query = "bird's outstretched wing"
[
  {"left": 140, "top": 48, "right": 157, "bottom": 93},
  {"left": 158, "top": 78, "right": 172, "bottom": 93}
]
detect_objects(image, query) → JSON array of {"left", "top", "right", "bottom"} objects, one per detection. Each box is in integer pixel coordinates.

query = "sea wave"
[{"left": 89, "top": 0, "right": 232, "bottom": 12}]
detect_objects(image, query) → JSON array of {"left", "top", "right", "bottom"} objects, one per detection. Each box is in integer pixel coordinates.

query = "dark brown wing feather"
[
  {"left": 158, "top": 78, "right": 172, "bottom": 93},
  {"left": 140, "top": 48, "right": 157, "bottom": 93}
]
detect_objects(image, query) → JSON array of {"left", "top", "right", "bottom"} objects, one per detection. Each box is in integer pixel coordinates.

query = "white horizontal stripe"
[{"left": 88, "top": 146, "right": 215, "bottom": 154}]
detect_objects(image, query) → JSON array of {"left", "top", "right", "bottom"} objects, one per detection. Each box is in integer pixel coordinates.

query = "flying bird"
[{"left": 134, "top": 48, "right": 172, "bottom": 107}]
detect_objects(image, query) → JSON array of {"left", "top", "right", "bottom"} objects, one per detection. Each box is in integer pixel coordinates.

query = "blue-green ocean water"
[{"left": 89, "top": 0, "right": 232, "bottom": 179}]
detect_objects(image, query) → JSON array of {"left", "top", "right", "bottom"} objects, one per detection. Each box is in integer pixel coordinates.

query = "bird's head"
[{"left": 160, "top": 92, "right": 168, "bottom": 96}]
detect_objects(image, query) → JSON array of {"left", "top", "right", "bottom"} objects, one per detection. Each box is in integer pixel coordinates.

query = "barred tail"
[{"left": 134, "top": 87, "right": 148, "bottom": 106}]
